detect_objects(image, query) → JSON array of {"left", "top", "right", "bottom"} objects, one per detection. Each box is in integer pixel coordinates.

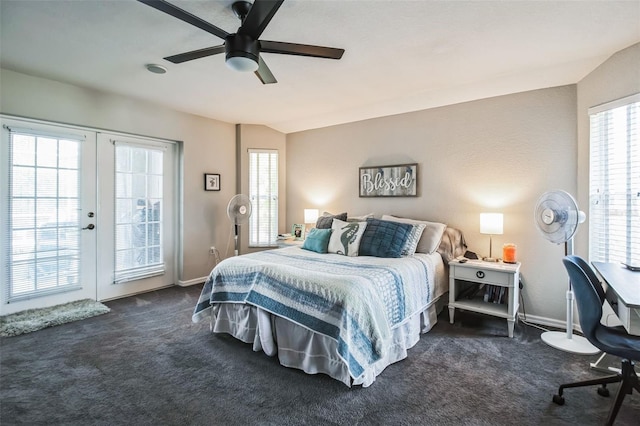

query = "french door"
[
  {"left": 96, "top": 133, "right": 176, "bottom": 301},
  {"left": 1, "top": 119, "right": 97, "bottom": 315},
  {"left": 1, "top": 117, "right": 177, "bottom": 315}
]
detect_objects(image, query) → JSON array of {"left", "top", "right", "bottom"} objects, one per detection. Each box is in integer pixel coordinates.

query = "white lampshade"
[
  {"left": 480, "top": 213, "right": 504, "bottom": 235},
  {"left": 304, "top": 209, "right": 319, "bottom": 224},
  {"left": 226, "top": 56, "right": 259, "bottom": 72}
]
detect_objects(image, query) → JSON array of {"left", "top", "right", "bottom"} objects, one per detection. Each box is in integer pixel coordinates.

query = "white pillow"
[
  {"left": 328, "top": 218, "right": 368, "bottom": 257},
  {"left": 381, "top": 215, "right": 446, "bottom": 254},
  {"left": 347, "top": 213, "right": 374, "bottom": 222}
]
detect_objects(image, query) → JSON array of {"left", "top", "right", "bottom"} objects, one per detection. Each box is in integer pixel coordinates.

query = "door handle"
[{"left": 82, "top": 224, "right": 95, "bottom": 230}]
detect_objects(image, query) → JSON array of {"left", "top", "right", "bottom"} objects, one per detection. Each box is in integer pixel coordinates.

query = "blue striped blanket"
[{"left": 192, "top": 246, "right": 437, "bottom": 380}]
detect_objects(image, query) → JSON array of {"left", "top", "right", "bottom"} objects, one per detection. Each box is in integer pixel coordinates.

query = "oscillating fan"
[
  {"left": 227, "top": 194, "right": 252, "bottom": 256},
  {"left": 534, "top": 190, "right": 599, "bottom": 354}
]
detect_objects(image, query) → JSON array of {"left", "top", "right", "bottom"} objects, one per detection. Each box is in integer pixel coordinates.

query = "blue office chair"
[
  {"left": 569, "top": 255, "right": 606, "bottom": 303},
  {"left": 553, "top": 256, "right": 640, "bottom": 425}
]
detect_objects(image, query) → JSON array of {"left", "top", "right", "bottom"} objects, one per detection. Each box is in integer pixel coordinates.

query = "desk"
[
  {"left": 590, "top": 262, "right": 640, "bottom": 373},
  {"left": 592, "top": 262, "right": 640, "bottom": 336}
]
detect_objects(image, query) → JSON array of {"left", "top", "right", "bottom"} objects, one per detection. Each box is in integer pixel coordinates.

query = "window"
[
  {"left": 113, "top": 141, "right": 165, "bottom": 283},
  {"left": 589, "top": 94, "right": 639, "bottom": 265},
  {"left": 248, "top": 149, "right": 278, "bottom": 246},
  {"left": 4, "top": 127, "right": 83, "bottom": 300}
]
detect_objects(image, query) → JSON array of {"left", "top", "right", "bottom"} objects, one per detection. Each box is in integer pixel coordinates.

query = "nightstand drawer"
[{"left": 453, "top": 266, "right": 511, "bottom": 286}]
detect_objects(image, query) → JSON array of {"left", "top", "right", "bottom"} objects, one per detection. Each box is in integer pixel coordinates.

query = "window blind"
[
  {"left": 248, "top": 149, "right": 278, "bottom": 247},
  {"left": 588, "top": 94, "right": 639, "bottom": 266},
  {"left": 113, "top": 140, "right": 165, "bottom": 283},
  {"left": 3, "top": 125, "right": 84, "bottom": 301}
]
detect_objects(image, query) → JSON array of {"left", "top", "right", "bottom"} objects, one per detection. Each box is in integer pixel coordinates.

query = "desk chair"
[
  {"left": 570, "top": 255, "right": 628, "bottom": 375},
  {"left": 570, "top": 255, "right": 606, "bottom": 303},
  {"left": 553, "top": 256, "right": 640, "bottom": 425}
]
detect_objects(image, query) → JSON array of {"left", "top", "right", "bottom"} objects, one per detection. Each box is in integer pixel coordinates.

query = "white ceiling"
[{"left": 1, "top": 1, "right": 639, "bottom": 134}]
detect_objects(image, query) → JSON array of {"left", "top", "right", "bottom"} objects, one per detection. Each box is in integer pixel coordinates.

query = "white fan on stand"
[
  {"left": 227, "top": 194, "right": 252, "bottom": 256},
  {"left": 534, "top": 190, "right": 599, "bottom": 355}
]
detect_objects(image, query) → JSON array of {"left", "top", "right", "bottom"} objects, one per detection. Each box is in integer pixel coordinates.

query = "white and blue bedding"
[{"left": 193, "top": 246, "right": 441, "bottom": 381}]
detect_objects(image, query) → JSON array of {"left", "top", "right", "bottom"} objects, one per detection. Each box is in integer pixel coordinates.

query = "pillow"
[
  {"left": 400, "top": 223, "right": 426, "bottom": 256},
  {"left": 437, "top": 226, "right": 468, "bottom": 263},
  {"left": 358, "top": 218, "right": 414, "bottom": 258},
  {"left": 316, "top": 212, "right": 348, "bottom": 229},
  {"left": 328, "top": 218, "right": 367, "bottom": 256},
  {"left": 381, "top": 215, "right": 447, "bottom": 254},
  {"left": 302, "top": 228, "right": 332, "bottom": 254}
]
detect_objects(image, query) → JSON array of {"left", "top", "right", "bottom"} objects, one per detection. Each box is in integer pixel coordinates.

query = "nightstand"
[
  {"left": 448, "top": 259, "right": 521, "bottom": 338},
  {"left": 276, "top": 238, "right": 303, "bottom": 248}
]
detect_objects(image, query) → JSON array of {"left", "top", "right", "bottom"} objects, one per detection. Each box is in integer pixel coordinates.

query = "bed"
[{"left": 192, "top": 217, "right": 466, "bottom": 387}]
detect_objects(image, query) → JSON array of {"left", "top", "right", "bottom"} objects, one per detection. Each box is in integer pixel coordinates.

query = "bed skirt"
[{"left": 210, "top": 296, "right": 445, "bottom": 387}]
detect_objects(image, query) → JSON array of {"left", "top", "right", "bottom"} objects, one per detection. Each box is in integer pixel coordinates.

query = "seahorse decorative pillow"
[{"left": 328, "top": 219, "right": 368, "bottom": 257}]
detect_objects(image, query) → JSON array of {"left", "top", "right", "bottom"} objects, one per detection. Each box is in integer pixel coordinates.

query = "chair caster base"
[
  {"left": 597, "top": 386, "right": 610, "bottom": 397},
  {"left": 552, "top": 394, "right": 565, "bottom": 405}
]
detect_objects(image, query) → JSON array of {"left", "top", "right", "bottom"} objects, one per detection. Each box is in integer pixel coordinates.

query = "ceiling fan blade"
[
  {"left": 238, "top": 0, "right": 284, "bottom": 40},
  {"left": 254, "top": 56, "right": 277, "bottom": 84},
  {"left": 137, "top": 0, "right": 229, "bottom": 40},
  {"left": 164, "top": 45, "right": 226, "bottom": 64},
  {"left": 260, "top": 40, "right": 344, "bottom": 60}
]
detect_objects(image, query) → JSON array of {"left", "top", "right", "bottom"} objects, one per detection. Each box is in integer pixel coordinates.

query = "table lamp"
[
  {"left": 480, "top": 213, "right": 503, "bottom": 262},
  {"left": 304, "top": 209, "right": 319, "bottom": 233}
]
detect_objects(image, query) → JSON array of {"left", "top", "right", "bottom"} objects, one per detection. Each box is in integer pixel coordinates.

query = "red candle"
[{"left": 503, "top": 244, "right": 517, "bottom": 263}]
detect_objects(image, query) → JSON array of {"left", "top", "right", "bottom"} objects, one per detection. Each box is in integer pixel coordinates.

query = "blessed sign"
[{"left": 359, "top": 163, "right": 418, "bottom": 197}]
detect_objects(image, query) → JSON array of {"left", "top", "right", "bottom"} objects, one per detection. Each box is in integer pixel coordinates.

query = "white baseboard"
[
  {"left": 517, "top": 313, "right": 586, "bottom": 335},
  {"left": 177, "top": 276, "right": 207, "bottom": 287},
  {"left": 518, "top": 313, "right": 565, "bottom": 329}
]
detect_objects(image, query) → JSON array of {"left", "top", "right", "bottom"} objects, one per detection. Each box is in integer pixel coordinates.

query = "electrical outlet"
[{"left": 209, "top": 246, "right": 216, "bottom": 255}]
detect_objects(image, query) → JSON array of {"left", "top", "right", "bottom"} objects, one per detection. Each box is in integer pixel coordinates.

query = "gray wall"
[
  {"left": 285, "top": 41, "right": 639, "bottom": 326},
  {"left": 1, "top": 41, "right": 637, "bottom": 324},
  {"left": 236, "top": 124, "right": 287, "bottom": 255},
  {"left": 286, "top": 86, "right": 577, "bottom": 326},
  {"left": 575, "top": 42, "right": 640, "bottom": 257},
  {"left": 0, "top": 68, "right": 236, "bottom": 283}
]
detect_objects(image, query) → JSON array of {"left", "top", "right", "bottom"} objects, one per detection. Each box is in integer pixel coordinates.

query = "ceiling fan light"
[
  {"left": 225, "top": 34, "right": 259, "bottom": 72},
  {"left": 226, "top": 55, "right": 259, "bottom": 72}
]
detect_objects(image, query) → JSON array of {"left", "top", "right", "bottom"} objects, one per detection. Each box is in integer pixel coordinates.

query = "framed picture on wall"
[
  {"left": 292, "top": 224, "right": 305, "bottom": 240},
  {"left": 204, "top": 173, "right": 220, "bottom": 191},
  {"left": 359, "top": 163, "right": 418, "bottom": 197}
]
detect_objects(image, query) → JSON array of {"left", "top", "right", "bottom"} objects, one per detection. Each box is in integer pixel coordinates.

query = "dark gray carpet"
[{"left": 1, "top": 285, "right": 638, "bottom": 425}]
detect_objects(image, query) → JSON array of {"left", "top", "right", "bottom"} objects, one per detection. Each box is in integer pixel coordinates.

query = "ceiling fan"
[{"left": 138, "top": 0, "right": 345, "bottom": 84}]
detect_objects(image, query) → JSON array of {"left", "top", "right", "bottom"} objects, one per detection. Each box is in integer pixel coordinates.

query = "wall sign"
[{"left": 359, "top": 163, "right": 418, "bottom": 197}]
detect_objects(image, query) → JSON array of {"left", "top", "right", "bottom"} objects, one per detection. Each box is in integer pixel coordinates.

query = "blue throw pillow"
[
  {"left": 359, "top": 218, "right": 414, "bottom": 258},
  {"left": 302, "top": 228, "right": 332, "bottom": 254}
]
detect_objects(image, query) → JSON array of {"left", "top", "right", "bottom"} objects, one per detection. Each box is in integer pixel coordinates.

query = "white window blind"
[
  {"left": 588, "top": 94, "right": 639, "bottom": 266},
  {"left": 4, "top": 126, "right": 83, "bottom": 301},
  {"left": 113, "top": 141, "right": 165, "bottom": 283},
  {"left": 248, "top": 149, "right": 278, "bottom": 247}
]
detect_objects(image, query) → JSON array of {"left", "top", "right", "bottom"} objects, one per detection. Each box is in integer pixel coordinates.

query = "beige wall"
[
  {"left": 287, "top": 86, "right": 578, "bottom": 326},
  {"left": 285, "top": 42, "right": 640, "bottom": 326},
  {"left": 575, "top": 42, "right": 640, "bottom": 257},
  {"left": 1, "top": 41, "right": 637, "bottom": 322},
  {"left": 0, "top": 68, "right": 236, "bottom": 283}
]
